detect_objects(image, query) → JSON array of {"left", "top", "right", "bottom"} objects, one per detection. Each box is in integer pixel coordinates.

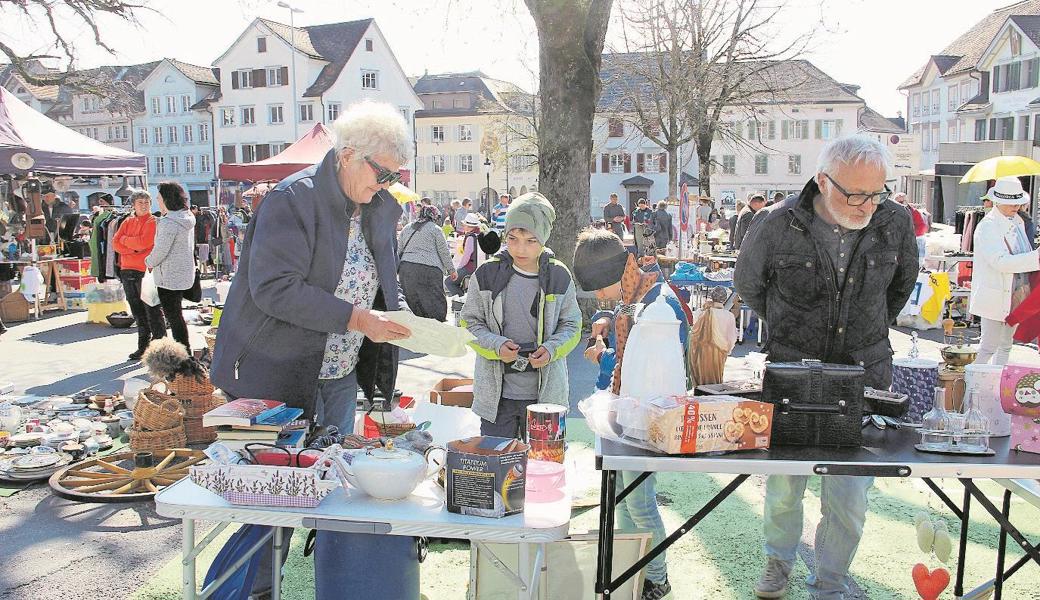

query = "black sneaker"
[
  {"left": 128, "top": 349, "right": 145, "bottom": 361},
  {"left": 642, "top": 577, "right": 671, "bottom": 600}
]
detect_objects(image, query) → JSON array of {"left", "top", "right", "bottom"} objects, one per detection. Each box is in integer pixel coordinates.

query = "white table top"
[
  {"left": 596, "top": 428, "right": 1040, "bottom": 479},
  {"left": 994, "top": 478, "right": 1040, "bottom": 510},
  {"left": 156, "top": 476, "right": 571, "bottom": 544}
]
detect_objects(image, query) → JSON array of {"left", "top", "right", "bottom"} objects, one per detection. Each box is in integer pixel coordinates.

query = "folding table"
[
  {"left": 594, "top": 427, "right": 1040, "bottom": 599},
  {"left": 156, "top": 477, "right": 571, "bottom": 600}
]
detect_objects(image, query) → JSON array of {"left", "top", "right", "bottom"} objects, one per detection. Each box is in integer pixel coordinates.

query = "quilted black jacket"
[{"left": 734, "top": 178, "right": 919, "bottom": 389}]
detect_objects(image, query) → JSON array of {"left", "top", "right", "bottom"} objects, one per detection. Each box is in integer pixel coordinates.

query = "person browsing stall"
[
  {"left": 969, "top": 176, "right": 1040, "bottom": 366},
  {"left": 460, "top": 192, "right": 582, "bottom": 438},
  {"left": 735, "top": 136, "right": 918, "bottom": 600},
  {"left": 111, "top": 190, "right": 167, "bottom": 360},
  {"left": 573, "top": 227, "right": 694, "bottom": 600},
  {"left": 145, "top": 182, "right": 197, "bottom": 351}
]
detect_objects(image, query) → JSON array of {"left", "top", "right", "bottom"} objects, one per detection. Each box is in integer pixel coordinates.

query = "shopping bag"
[{"left": 141, "top": 271, "right": 160, "bottom": 307}]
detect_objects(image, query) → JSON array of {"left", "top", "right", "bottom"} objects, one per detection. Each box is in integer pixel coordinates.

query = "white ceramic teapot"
[{"left": 333, "top": 439, "right": 443, "bottom": 501}]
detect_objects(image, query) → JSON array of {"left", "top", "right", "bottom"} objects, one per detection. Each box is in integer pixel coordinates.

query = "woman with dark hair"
[
  {"left": 146, "top": 181, "right": 196, "bottom": 350},
  {"left": 398, "top": 203, "right": 455, "bottom": 321}
]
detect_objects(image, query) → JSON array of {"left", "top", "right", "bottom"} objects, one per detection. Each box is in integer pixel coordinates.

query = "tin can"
[
  {"left": 526, "top": 404, "right": 567, "bottom": 442},
  {"left": 528, "top": 439, "right": 565, "bottom": 463}
]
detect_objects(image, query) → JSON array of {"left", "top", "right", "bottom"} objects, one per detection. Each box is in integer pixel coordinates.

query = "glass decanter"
[
  {"left": 919, "top": 387, "right": 948, "bottom": 451},
  {"left": 959, "top": 389, "right": 991, "bottom": 453}
]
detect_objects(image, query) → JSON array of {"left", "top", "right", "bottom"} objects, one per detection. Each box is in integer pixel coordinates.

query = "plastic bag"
[{"left": 141, "top": 271, "right": 160, "bottom": 307}]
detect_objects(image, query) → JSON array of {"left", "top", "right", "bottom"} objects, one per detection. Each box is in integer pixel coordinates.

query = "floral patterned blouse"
[{"left": 319, "top": 215, "right": 379, "bottom": 379}]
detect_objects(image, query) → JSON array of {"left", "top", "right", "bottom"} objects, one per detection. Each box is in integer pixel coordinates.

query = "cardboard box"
[
  {"left": 645, "top": 395, "right": 774, "bottom": 455},
  {"left": 0, "top": 292, "right": 30, "bottom": 323},
  {"left": 430, "top": 377, "right": 474, "bottom": 408},
  {"left": 446, "top": 436, "right": 528, "bottom": 518}
]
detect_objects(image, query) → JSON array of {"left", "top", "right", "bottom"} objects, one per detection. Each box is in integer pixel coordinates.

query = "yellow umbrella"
[
  {"left": 959, "top": 155, "right": 1040, "bottom": 183},
  {"left": 388, "top": 182, "right": 419, "bottom": 205}
]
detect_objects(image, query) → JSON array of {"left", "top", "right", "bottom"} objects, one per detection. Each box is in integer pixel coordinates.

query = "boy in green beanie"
[{"left": 459, "top": 192, "right": 582, "bottom": 437}]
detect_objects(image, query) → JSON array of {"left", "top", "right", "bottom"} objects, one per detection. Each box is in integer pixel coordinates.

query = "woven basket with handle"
[
  {"left": 128, "top": 424, "right": 186, "bottom": 451},
  {"left": 180, "top": 394, "right": 226, "bottom": 444},
  {"left": 170, "top": 375, "right": 215, "bottom": 398},
  {"left": 134, "top": 384, "right": 185, "bottom": 431}
]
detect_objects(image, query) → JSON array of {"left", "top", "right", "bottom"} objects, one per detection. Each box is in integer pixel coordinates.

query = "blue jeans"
[
  {"left": 616, "top": 471, "right": 668, "bottom": 584},
  {"left": 314, "top": 372, "right": 358, "bottom": 434},
  {"left": 763, "top": 475, "right": 874, "bottom": 600}
]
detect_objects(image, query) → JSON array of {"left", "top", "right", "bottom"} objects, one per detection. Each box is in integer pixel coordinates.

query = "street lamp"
[
  {"left": 483, "top": 156, "right": 493, "bottom": 221},
  {"left": 277, "top": 1, "right": 304, "bottom": 141}
]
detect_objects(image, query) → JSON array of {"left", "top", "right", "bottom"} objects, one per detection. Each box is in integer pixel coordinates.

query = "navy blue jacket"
[{"left": 211, "top": 149, "right": 403, "bottom": 414}]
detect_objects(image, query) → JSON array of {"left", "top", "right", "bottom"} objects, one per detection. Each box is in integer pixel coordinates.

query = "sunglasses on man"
[
  {"left": 821, "top": 173, "right": 891, "bottom": 207},
  {"left": 364, "top": 156, "right": 402, "bottom": 185}
]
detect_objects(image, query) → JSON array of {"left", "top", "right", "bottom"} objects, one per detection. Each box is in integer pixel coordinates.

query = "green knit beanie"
[{"left": 504, "top": 192, "right": 556, "bottom": 245}]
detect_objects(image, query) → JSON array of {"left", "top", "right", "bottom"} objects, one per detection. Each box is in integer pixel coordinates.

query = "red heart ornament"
[{"left": 912, "top": 563, "right": 950, "bottom": 600}]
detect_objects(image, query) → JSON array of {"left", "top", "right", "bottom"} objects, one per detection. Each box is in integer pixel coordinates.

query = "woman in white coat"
[{"left": 969, "top": 176, "right": 1040, "bottom": 365}]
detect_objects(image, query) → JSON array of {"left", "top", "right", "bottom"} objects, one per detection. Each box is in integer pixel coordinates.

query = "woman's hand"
[{"left": 350, "top": 308, "right": 410, "bottom": 343}]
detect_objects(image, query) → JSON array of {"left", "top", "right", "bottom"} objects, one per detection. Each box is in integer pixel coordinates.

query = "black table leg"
[
  {"left": 994, "top": 489, "right": 1011, "bottom": 600},
  {"left": 595, "top": 468, "right": 618, "bottom": 598},
  {"left": 955, "top": 484, "right": 972, "bottom": 599},
  {"left": 922, "top": 477, "right": 964, "bottom": 520},
  {"left": 600, "top": 473, "right": 750, "bottom": 596},
  {"left": 960, "top": 479, "right": 1040, "bottom": 567}
]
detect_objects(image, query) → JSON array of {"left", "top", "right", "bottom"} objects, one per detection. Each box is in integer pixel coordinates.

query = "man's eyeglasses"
[
  {"left": 822, "top": 173, "right": 891, "bottom": 206},
  {"left": 364, "top": 156, "right": 402, "bottom": 185}
]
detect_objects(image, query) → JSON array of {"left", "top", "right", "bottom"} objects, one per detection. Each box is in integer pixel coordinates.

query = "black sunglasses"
[
  {"left": 822, "top": 173, "right": 891, "bottom": 207},
  {"left": 364, "top": 156, "right": 402, "bottom": 185}
]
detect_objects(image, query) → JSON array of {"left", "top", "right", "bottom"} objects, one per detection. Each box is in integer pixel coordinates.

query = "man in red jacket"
[{"left": 112, "top": 191, "right": 166, "bottom": 360}]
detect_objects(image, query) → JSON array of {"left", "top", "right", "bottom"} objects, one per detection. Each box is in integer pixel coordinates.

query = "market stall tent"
[
  {"left": 0, "top": 87, "right": 146, "bottom": 176},
  {"left": 219, "top": 123, "right": 334, "bottom": 182}
]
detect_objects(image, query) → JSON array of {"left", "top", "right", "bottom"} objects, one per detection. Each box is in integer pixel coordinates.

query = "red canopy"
[
  {"left": 219, "top": 123, "right": 333, "bottom": 182},
  {"left": 0, "top": 87, "right": 146, "bottom": 176}
]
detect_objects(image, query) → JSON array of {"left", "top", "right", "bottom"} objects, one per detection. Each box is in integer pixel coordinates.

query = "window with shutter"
[
  {"left": 608, "top": 118, "right": 624, "bottom": 137},
  {"left": 800, "top": 120, "right": 809, "bottom": 139},
  {"left": 221, "top": 145, "right": 236, "bottom": 163},
  {"left": 253, "top": 69, "right": 266, "bottom": 87},
  {"left": 623, "top": 153, "right": 631, "bottom": 173},
  {"left": 636, "top": 153, "right": 645, "bottom": 173},
  {"left": 602, "top": 154, "right": 610, "bottom": 173},
  {"left": 257, "top": 37, "right": 267, "bottom": 53}
]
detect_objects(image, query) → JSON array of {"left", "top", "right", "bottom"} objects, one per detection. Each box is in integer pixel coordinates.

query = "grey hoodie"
[{"left": 146, "top": 209, "right": 196, "bottom": 290}]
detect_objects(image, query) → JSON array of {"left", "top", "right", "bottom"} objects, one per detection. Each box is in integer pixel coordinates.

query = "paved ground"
[{"left": 2, "top": 283, "right": 1040, "bottom": 599}]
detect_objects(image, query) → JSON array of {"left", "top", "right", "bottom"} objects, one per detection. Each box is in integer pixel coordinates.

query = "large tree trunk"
[
  {"left": 525, "top": 0, "right": 613, "bottom": 269},
  {"left": 696, "top": 132, "right": 713, "bottom": 197},
  {"left": 667, "top": 146, "right": 678, "bottom": 201}
]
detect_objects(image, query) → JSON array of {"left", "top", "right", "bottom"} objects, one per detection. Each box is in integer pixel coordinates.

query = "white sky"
[{"left": 0, "top": 0, "right": 1021, "bottom": 118}]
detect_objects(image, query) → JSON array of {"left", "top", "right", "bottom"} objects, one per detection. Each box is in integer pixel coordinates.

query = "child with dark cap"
[
  {"left": 572, "top": 226, "right": 693, "bottom": 600},
  {"left": 459, "top": 192, "right": 582, "bottom": 438}
]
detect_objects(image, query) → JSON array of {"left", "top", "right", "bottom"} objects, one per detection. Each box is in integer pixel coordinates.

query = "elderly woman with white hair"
[
  {"left": 212, "top": 100, "right": 412, "bottom": 428},
  {"left": 211, "top": 100, "right": 414, "bottom": 596}
]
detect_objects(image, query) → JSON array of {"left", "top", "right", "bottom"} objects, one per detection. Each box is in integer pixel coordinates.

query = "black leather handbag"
[{"left": 761, "top": 359, "right": 865, "bottom": 447}]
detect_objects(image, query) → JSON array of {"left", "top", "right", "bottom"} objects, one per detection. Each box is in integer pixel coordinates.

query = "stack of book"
[{"left": 202, "top": 398, "right": 307, "bottom": 451}]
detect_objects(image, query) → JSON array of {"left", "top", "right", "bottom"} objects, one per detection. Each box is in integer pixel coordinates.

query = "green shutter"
[
  {"left": 814, "top": 120, "right": 822, "bottom": 139},
  {"left": 781, "top": 120, "right": 789, "bottom": 140}
]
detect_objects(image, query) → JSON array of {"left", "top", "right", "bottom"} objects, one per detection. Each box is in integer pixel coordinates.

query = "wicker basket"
[
  {"left": 133, "top": 384, "right": 185, "bottom": 431},
  {"left": 170, "top": 375, "right": 215, "bottom": 398},
  {"left": 183, "top": 418, "right": 217, "bottom": 444},
  {"left": 128, "top": 424, "right": 186, "bottom": 451},
  {"left": 179, "top": 394, "right": 226, "bottom": 444}
]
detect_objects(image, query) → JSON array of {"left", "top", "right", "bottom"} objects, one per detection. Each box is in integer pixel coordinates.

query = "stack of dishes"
[
  {"left": 0, "top": 452, "right": 72, "bottom": 481},
  {"left": 8, "top": 432, "right": 44, "bottom": 448}
]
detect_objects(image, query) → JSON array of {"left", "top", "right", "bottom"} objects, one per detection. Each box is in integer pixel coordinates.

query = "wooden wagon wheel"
[{"left": 49, "top": 449, "right": 206, "bottom": 503}]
